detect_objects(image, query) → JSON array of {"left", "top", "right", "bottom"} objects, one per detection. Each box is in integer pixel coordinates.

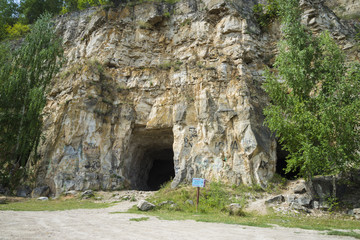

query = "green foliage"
[
  {"left": 0, "top": 13, "right": 63, "bottom": 189},
  {"left": 61, "top": 0, "right": 111, "bottom": 14},
  {"left": 77, "top": 0, "right": 111, "bottom": 10},
  {"left": 253, "top": 0, "right": 279, "bottom": 29},
  {"left": 327, "top": 196, "right": 340, "bottom": 213},
  {"left": 5, "top": 22, "right": 30, "bottom": 39},
  {"left": 20, "top": 0, "right": 63, "bottom": 24},
  {"left": 0, "top": 0, "right": 19, "bottom": 40},
  {"left": 263, "top": 0, "right": 360, "bottom": 179}
]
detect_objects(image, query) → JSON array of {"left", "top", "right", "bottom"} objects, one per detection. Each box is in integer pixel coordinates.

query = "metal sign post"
[{"left": 192, "top": 178, "right": 206, "bottom": 212}]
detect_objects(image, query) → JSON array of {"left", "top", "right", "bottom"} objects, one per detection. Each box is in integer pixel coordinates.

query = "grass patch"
[
  {"left": 328, "top": 230, "right": 360, "bottom": 239},
  {"left": 129, "top": 217, "right": 150, "bottom": 222},
  {"left": 123, "top": 180, "right": 360, "bottom": 231},
  {"left": 127, "top": 205, "right": 360, "bottom": 231},
  {"left": 0, "top": 198, "right": 112, "bottom": 211}
]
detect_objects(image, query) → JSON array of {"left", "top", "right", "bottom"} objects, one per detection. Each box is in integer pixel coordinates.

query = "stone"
[
  {"left": 296, "top": 195, "right": 312, "bottom": 207},
  {"left": 37, "top": 197, "right": 49, "bottom": 201},
  {"left": 312, "top": 201, "right": 320, "bottom": 209},
  {"left": 16, "top": 186, "right": 32, "bottom": 198},
  {"left": 353, "top": 208, "right": 360, "bottom": 220},
  {"left": 293, "top": 182, "right": 307, "bottom": 194},
  {"left": 265, "top": 195, "right": 284, "bottom": 205},
  {"left": 185, "top": 199, "right": 194, "bottom": 205},
  {"left": 81, "top": 190, "right": 94, "bottom": 199},
  {"left": 228, "top": 203, "right": 243, "bottom": 216},
  {"left": 137, "top": 200, "right": 155, "bottom": 211},
  {"left": 0, "top": 197, "right": 7, "bottom": 204},
  {"left": 31, "top": 186, "right": 50, "bottom": 198},
  {"left": 64, "top": 190, "right": 78, "bottom": 196}
]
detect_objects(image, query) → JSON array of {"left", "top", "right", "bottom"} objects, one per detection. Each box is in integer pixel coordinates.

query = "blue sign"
[{"left": 192, "top": 178, "right": 206, "bottom": 187}]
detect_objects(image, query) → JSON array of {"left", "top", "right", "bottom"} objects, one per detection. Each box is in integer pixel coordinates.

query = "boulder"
[
  {"left": 158, "top": 200, "right": 175, "bottom": 207},
  {"left": 16, "top": 186, "right": 32, "bottom": 197},
  {"left": 37, "top": 197, "right": 49, "bottom": 201},
  {"left": 228, "top": 203, "right": 244, "bottom": 216},
  {"left": 137, "top": 200, "right": 155, "bottom": 211},
  {"left": 0, "top": 197, "right": 7, "bottom": 204},
  {"left": 293, "top": 182, "right": 307, "bottom": 194},
  {"left": 64, "top": 190, "right": 78, "bottom": 196},
  {"left": 31, "top": 186, "right": 50, "bottom": 198},
  {"left": 352, "top": 208, "right": 360, "bottom": 220},
  {"left": 81, "top": 190, "right": 94, "bottom": 199},
  {"left": 265, "top": 195, "right": 284, "bottom": 205}
]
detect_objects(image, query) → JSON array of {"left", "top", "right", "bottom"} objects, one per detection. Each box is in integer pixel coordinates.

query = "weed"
[
  {"left": 137, "top": 21, "right": 153, "bottom": 30},
  {"left": 180, "top": 19, "right": 191, "bottom": 27},
  {"left": 196, "top": 61, "right": 204, "bottom": 68},
  {"left": 87, "top": 59, "right": 104, "bottom": 74},
  {"left": 0, "top": 198, "right": 112, "bottom": 211},
  {"left": 327, "top": 230, "right": 360, "bottom": 239},
  {"left": 129, "top": 217, "right": 150, "bottom": 222},
  {"left": 265, "top": 173, "right": 287, "bottom": 193},
  {"left": 327, "top": 196, "right": 340, "bottom": 213},
  {"left": 163, "top": 11, "right": 171, "bottom": 18},
  {"left": 59, "top": 63, "right": 82, "bottom": 79},
  {"left": 158, "top": 60, "right": 183, "bottom": 71},
  {"left": 102, "top": 98, "right": 113, "bottom": 105},
  {"left": 158, "top": 62, "right": 172, "bottom": 70}
]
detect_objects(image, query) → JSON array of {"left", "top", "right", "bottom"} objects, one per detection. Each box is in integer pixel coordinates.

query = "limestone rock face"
[{"left": 33, "top": 0, "right": 359, "bottom": 195}]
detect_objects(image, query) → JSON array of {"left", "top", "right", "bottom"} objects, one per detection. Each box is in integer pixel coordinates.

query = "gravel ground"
[{"left": 0, "top": 201, "right": 355, "bottom": 240}]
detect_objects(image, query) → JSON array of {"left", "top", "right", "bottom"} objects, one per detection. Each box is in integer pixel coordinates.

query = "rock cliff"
[{"left": 33, "top": 0, "right": 359, "bottom": 194}]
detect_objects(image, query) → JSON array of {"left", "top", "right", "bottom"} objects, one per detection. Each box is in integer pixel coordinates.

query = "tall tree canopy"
[
  {"left": 263, "top": 0, "right": 360, "bottom": 179},
  {"left": 0, "top": 13, "right": 63, "bottom": 188},
  {"left": 20, "top": 0, "right": 63, "bottom": 24}
]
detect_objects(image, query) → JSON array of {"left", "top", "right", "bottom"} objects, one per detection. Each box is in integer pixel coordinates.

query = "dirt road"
[{"left": 0, "top": 202, "right": 355, "bottom": 240}]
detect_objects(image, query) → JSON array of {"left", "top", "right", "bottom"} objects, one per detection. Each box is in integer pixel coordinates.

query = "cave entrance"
[
  {"left": 276, "top": 141, "right": 298, "bottom": 179},
  {"left": 124, "top": 127, "right": 175, "bottom": 191}
]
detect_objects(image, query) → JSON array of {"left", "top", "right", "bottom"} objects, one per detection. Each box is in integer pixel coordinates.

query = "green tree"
[
  {"left": 263, "top": 0, "right": 360, "bottom": 180},
  {"left": 19, "top": 0, "right": 63, "bottom": 24},
  {"left": 0, "top": 0, "right": 19, "bottom": 40},
  {"left": 0, "top": 13, "right": 63, "bottom": 189}
]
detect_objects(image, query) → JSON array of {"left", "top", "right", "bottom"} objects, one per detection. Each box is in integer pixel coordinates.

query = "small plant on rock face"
[
  {"left": 253, "top": 0, "right": 279, "bottom": 30},
  {"left": 137, "top": 21, "right": 152, "bottom": 30},
  {"left": 163, "top": 11, "right": 171, "bottom": 18}
]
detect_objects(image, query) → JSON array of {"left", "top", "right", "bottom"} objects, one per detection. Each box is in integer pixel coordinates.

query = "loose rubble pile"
[{"left": 265, "top": 178, "right": 360, "bottom": 220}]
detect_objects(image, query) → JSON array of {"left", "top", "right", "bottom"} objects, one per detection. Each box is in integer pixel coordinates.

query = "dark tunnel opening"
[
  {"left": 124, "top": 127, "right": 175, "bottom": 191},
  {"left": 276, "top": 141, "right": 299, "bottom": 179},
  {"left": 146, "top": 149, "right": 175, "bottom": 191}
]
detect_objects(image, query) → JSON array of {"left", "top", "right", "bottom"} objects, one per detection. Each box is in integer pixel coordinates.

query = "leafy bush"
[
  {"left": 253, "top": 0, "right": 279, "bottom": 29},
  {"left": 5, "top": 22, "right": 30, "bottom": 39}
]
